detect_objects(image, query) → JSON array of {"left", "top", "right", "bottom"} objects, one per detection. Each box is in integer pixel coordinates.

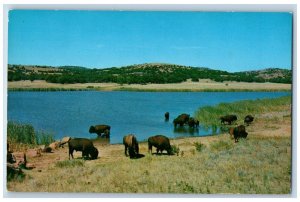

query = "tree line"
[{"left": 7, "top": 64, "right": 292, "bottom": 84}]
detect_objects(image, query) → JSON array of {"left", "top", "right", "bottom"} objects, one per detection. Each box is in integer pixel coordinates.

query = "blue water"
[{"left": 7, "top": 91, "right": 289, "bottom": 144}]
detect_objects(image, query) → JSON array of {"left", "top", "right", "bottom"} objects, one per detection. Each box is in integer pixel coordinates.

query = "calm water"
[{"left": 7, "top": 91, "right": 289, "bottom": 144}]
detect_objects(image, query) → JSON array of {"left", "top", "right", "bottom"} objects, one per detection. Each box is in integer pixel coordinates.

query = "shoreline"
[
  {"left": 8, "top": 80, "right": 292, "bottom": 92},
  {"left": 7, "top": 95, "right": 292, "bottom": 193}
]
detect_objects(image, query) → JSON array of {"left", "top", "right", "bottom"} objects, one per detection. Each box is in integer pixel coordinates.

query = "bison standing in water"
[
  {"left": 220, "top": 115, "right": 237, "bottom": 125},
  {"left": 123, "top": 134, "right": 139, "bottom": 158},
  {"left": 188, "top": 117, "right": 199, "bottom": 128},
  {"left": 89, "top": 125, "right": 111, "bottom": 138},
  {"left": 233, "top": 125, "right": 248, "bottom": 143},
  {"left": 148, "top": 135, "right": 172, "bottom": 155},
  {"left": 165, "top": 112, "right": 170, "bottom": 121},
  {"left": 244, "top": 115, "right": 254, "bottom": 125},
  {"left": 68, "top": 138, "right": 99, "bottom": 160},
  {"left": 173, "top": 113, "right": 190, "bottom": 127}
]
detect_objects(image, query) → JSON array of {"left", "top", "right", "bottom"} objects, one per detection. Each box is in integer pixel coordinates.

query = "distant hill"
[{"left": 7, "top": 63, "right": 292, "bottom": 84}]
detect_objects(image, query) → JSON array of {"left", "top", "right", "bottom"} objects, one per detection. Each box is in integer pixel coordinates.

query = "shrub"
[
  {"left": 194, "top": 142, "right": 205, "bottom": 152},
  {"left": 210, "top": 140, "right": 233, "bottom": 152},
  {"left": 171, "top": 145, "right": 180, "bottom": 156}
]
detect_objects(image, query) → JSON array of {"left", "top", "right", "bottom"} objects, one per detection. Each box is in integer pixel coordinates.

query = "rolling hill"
[{"left": 7, "top": 63, "right": 292, "bottom": 84}]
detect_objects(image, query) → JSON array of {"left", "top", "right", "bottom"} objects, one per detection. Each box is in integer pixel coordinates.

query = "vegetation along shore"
[{"left": 7, "top": 96, "right": 291, "bottom": 194}]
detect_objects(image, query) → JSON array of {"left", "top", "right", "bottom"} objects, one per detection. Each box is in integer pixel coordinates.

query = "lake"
[{"left": 7, "top": 91, "right": 290, "bottom": 144}]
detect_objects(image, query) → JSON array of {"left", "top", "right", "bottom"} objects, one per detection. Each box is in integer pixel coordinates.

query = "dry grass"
[{"left": 8, "top": 80, "right": 291, "bottom": 92}]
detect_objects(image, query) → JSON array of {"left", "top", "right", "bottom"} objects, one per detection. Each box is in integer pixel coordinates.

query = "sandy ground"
[{"left": 8, "top": 80, "right": 291, "bottom": 91}]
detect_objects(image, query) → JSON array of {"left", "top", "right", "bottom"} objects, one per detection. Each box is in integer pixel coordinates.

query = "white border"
[{"left": 1, "top": 2, "right": 298, "bottom": 201}]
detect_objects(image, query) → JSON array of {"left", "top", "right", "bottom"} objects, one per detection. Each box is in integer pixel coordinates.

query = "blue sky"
[{"left": 8, "top": 10, "right": 292, "bottom": 72}]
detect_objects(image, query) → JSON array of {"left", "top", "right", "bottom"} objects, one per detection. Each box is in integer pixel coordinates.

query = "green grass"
[
  {"left": 7, "top": 121, "right": 55, "bottom": 150},
  {"left": 195, "top": 95, "right": 291, "bottom": 127},
  {"left": 55, "top": 160, "right": 85, "bottom": 168}
]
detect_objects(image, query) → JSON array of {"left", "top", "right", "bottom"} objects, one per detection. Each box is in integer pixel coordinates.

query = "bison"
[
  {"left": 148, "top": 135, "right": 172, "bottom": 155},
  {"left": 177, "top": 113, "right": 190, "bottom": 124},
  {"left": 233, "top": 125, "right": 248, "bottom": 143},
  {"left": 188, "top": 117, "right": 199, "bottom": 128},
  {"left": 244, "top": 115, "right": 254, "bottom": 126},
  {"left": 173, "top": 117, "right": 185, "bottom": 127},
  {"left": 68, "top": 138, "right": 99, "bottom": 160},
  {"left": 123, "top": 134, "right": 139, "bottom": 158},
  {"left": 89, "top": 125, "right": 111, "bottom": 138},
  {"left": 165, "top": 112, "right": 170, "bottom": 121},
  {"left": 220, "top": 115, "right": 237, "bottom": 125}
]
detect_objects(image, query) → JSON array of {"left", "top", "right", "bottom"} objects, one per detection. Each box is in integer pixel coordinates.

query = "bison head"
[
  {"left": 89, "top": 126, "right": 96, "bottom": 133},
  {"left": 90, "top": 147, "right": 99, "bottom": 160}
]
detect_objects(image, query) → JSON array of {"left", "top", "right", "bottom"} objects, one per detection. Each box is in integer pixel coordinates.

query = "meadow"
[{"left": 6, "top": 95, "right": 292, "bottom": 194}]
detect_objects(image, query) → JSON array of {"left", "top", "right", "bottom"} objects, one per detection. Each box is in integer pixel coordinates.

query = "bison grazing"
[
  {"left": 68, "top": 138, "right": 99, "bottom": 160},
  {"left": 220, "top": 115, "right": 237, "bottom": 125},
  {"left": 233, "top": 125, "right": 248, "bottom": 143},
  {"left": 89, "top": 125, "right": 111, "bottom": 138},
  {"left": 148, "top": 135, "right": 172, "bottom": 155},
  {"left": 123, "top": 134, "right": 139, "bottom": 158},
  {"left": 244, "top": 115, "right": 254, "bottom": 126}
]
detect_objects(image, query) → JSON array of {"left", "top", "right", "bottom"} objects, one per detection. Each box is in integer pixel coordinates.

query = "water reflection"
[{"left": 173, "top": 126, "right": 199, "bottom": 137}]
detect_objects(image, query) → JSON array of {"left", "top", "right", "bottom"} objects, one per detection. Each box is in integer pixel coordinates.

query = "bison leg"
[
  {"left": 104, "top": 129, "right": 110, "bottom": 138},
  {"left": 69, "top": 148, "right": 74, "bottom": 160},
  {"left": 148, "top": 144, "right": 152, "bottom": 154},
  {"left": 135, "top": 144, "right": 139, "bottom": 155},
  {"left": 124, "top": 145, "right": 128, "bottom": 156}
]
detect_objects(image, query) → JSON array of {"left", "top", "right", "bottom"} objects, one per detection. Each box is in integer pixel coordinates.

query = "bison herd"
[{"left": 66, "top": 112, "right": 254, "bottom": 160}]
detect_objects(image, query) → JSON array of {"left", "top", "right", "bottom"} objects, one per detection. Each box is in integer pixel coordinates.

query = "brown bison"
[
  {"left": 188, "top": 117, "right": 199, "bottom": 128},
  {"left": 89, "top": 125, "right": 111, "bottom": 138},
  {"left": 148, "top": 135, "right": 172, "bottom": 155},
  {"left": 123, "top": 134, "right": 139, "bottom": 158},
  {"left": 220, "top": 115, "right": 237, "bottom": 125},
  {"left": 233, "top": 125, "right": 248, "bottom": 143},
  {"left": 244, "top": 115, "right": 254, "bottom": 125},
  {"left": 68, "top": 138, "right": 99, "bottom": 160},
  {"left": 173, "top": 117, "right": 185, "bottom": 127},
  {"left": 177, "top": 113, "right": 190, "bottom": 123},
  {"left": 173, "top": 113, "right": 190, "bottom": 127}
]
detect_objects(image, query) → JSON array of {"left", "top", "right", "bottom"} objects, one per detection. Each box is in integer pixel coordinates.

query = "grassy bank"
[{"left": 195, "top": 95, "right": 291, "bottom": 128}]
